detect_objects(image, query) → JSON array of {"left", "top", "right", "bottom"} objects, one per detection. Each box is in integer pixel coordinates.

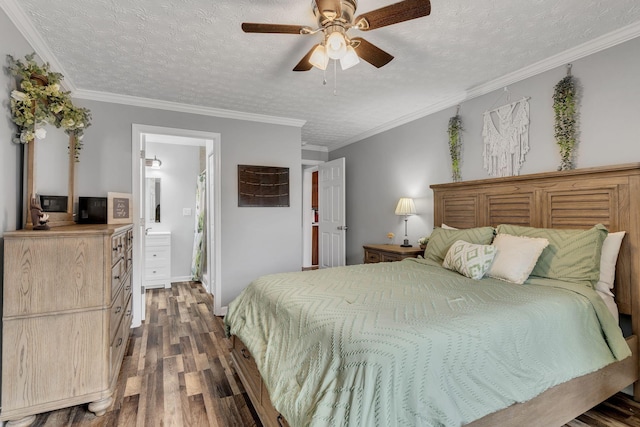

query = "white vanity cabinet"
[{"left": 145, "top": 231, "right": 172, "bottom": 288}]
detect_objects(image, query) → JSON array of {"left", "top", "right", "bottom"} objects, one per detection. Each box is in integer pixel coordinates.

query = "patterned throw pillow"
[
  {"left": 496, "top": 224, "right": 608, "bottom": 287},
  {"left": 424, "top": 226, "right": 495, "bottom": 264},
  {"left": 443, "top": 240, "right": 497, "bottom": 280}
]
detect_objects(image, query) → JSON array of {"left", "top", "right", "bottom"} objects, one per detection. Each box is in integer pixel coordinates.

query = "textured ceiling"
[{"left": 7, "top": 0, "right": 640, "bottom": 149}]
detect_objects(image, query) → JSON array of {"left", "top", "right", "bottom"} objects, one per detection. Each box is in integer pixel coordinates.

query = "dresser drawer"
[
  {"left": 111, "top": 258, "right": 125, "bottom": 297},
  {"left": 109, "top": 286, "right": 124, "bottom": 343},
  {"left": 110, "top": 294, "right": 132, "bottom": 380},
  {"left": 111, "top": 233, "right": 126, "bottom": 266}
]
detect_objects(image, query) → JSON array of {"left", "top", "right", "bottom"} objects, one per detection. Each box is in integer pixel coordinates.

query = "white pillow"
[
  {"left": 487, "top": 234, "right": 549, "bottom": 284},
  {"left": 443, "top": 240, "right": 497, "bottom": 280},
  {"left": 441, "top": 223, "right": 458, "bottom": 230},
  {"left": 595, "top": 231, "right": 625, "bottom": 294}
]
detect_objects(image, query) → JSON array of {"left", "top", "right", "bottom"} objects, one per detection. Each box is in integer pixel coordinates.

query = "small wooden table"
[{"left": 363, "top": 244, "right": 424, "bottom": 264}]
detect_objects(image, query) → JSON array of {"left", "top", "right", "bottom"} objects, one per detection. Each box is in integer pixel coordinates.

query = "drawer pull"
[
  {"left": 116, "top": 337, "right": 123, "bottom": 347},
  {"left": 126, "top": 309, "right": 131, "bottom": 316},
  {"left": 277, "top": 414, "right": 285, "bottom": 427},
  {"left": 153, "top": 254, "right": 157, "bottom": 257},
  {"left": 112, "top": 246, "right": 118, "bottom": 252},
  {"left": 114, "top": 275, "right": 120, "bottom": 280},
  {"left": 240, "top": 348, "right": 250, "bottom": 359},
  {"left": 125, "top": 285, "right": 131, "bottom": 291},
  {"left": 115, "top": 306, "right": 122, "bottom": 314},
  {"left": 153, "top": 270, "right": 157, "bottom": 274},
  {"left": 118, "top": 243, "right": 123, "bottom": 249}
]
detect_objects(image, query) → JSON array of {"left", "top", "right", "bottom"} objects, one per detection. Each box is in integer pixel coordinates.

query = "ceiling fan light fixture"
[
  {"left": 326, "top": 31, "right": 347, "bottom": 60},
  {"left": 340, "top": 45, "right": 360, "bottom": 70},
  {"left": 309, "top": 44, "right": 329, "bottom": 70}
]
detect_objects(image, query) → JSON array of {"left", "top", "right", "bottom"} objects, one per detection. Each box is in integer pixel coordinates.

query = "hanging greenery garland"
[
  {"left": 448, "top": 112, "right": 463, "bottom": 182},
  {"left": 7, "top": 53, "right": 91, "bottom": 161},
  {"left": 553, "top": 65, "right": 578, "bottom": 171}
]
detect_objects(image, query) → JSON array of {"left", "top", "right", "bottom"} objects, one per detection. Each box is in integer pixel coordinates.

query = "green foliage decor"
[
  {"left": 553, "top": 74, "right": 577, "bottom": 171},
  {"left": 448, "top": 114, "right": 463, "bottom": 182},
  {"left": 7, "top": 53, "right": 91, "bottom": 161}
]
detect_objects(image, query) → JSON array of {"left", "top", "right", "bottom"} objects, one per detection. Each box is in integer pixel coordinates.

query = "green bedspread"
[{"left": 224, "top": 258, "right": 630, "bottom": 427}]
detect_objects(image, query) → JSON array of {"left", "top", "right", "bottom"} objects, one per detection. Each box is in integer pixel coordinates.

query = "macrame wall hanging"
[{"left": 482, "top": 89, "right": 530, "bottom": 177}]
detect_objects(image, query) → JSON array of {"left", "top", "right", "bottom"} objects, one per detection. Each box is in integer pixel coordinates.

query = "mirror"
[
  {"left": 146, "top": 177, "right": 161, "bottom": 223},
  {"left": 25, "top": 133, "right": 76, "bottom": 228},
  {"left": 35, "top": 125, "right": 69, "bottom": 204}
]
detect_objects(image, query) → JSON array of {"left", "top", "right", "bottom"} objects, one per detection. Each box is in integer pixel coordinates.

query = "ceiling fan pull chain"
[{"left": 333, "top": 59, "right": 338, "bottom": 96}]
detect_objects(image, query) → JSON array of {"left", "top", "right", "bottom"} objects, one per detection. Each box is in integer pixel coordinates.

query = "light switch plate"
[{"left": 183, "top": 208, "right": 192, "bottom": 216}]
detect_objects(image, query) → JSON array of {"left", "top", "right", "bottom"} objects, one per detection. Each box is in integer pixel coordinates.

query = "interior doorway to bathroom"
[{"left": 131, "top": 125, "right": 222, "bottom": 326}]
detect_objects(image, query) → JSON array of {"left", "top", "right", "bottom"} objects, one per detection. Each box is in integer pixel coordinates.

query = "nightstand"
[{"left": 363, "top": 244, "right": 424, "bottom": 264}]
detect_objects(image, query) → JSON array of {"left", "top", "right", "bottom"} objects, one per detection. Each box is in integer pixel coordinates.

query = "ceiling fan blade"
[
  {"left": 242, "top": 23, "right": 309, "bottom": 34},
  {"left": 293, "top": 44, "right": 319, "bottom": 72},
  {"left": 352, "top": 37, "right": 394, "bottom": 68},
  {"left": 354, "top": 0, "right": 431, "bottom": 31},
  {"left": 315, "top": 0, "right": 342, "bottom": 20}
]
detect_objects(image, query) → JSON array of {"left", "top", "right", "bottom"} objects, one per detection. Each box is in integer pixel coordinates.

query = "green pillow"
[
  {"left": 424, "top": 227, "right": 495, "bottom": 264},
  {"left": 496, "top": 224, "right": 608, "bottom": 287}
]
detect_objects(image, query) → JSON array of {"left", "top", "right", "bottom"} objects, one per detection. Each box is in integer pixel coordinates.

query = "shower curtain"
[{"left": 191, "top": 171, "right": 206, "bottom": 281}]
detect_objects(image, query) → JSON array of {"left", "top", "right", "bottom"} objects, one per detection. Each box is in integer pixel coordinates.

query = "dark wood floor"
[{"left": 27, "top": 282, "right": 640, "bottom": 426}]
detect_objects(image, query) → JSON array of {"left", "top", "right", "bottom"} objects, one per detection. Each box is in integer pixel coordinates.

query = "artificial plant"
[
  {"left": 553, "top": 66, "right": 578, "bottom": 171},
  {"left": 7, "top": 53, "right": 91, "bottom": 161},
  {"left": 448, "top": 113, "right": 463, "bottom": 182}
]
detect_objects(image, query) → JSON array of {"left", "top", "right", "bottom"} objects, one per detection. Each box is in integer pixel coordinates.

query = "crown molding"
[
  {"left": 329, "top": 21, "right": 640, "bottom": 152},
  {"left": 74, "top": 89, "right": 307, "bottom": 128},
  {"left": 0, "top": 0, "right": 77, "bottom": 92},
  {"left": 329, "top": 94, "right": 467, "bottom": 152},
  {"left": 301, "top": 144, "right": 329, "bottom": 152}
]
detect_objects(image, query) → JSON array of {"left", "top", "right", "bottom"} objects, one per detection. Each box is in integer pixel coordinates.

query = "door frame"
[{"left": 131, "top": 124, "right": 222, "bottom": 326}]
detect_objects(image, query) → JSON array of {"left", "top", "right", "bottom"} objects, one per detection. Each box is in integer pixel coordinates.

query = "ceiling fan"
[{"left": 241, "top": 0, "right": 431, "bottom": 72}]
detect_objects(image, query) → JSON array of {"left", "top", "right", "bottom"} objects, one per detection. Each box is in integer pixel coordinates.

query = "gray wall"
[
  {"left": 331, "top": 36, "right": 640, "bottom": 265},
  {"left": 1, "top": 7, "right": 32, "bottom": 235},
  {"left": 146, "top": 142, "right": 200, "bottom": 281},
  {"left": 0, "top": 7, "right": 302, "bottom": 308}
]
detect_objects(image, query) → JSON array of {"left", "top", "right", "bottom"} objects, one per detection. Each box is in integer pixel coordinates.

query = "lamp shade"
[
  {"left": 326, "top": 31, "right": 347, "bottom": 60},
  {"left": 309, "top": 44, "right": 329, "bottom": 70},
  {"left": 395, "top": 197, "right": 416, "bottom": 216},
  {"left": 340, "top": 46, "right": 360, "bottom": 70}
]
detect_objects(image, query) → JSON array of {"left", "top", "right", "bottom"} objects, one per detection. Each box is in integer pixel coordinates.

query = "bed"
[{"left": 225, "top": 163, "right": 640, "bottom": 427}]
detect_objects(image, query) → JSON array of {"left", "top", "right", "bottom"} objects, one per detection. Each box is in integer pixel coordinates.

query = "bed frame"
[{"left": 230, "top": 163, "right": 640, "bottom": 427}]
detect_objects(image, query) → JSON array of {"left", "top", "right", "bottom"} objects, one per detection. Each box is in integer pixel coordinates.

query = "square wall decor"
[{"left": 238, "top": 165, "right": 290, "bottom": 207}]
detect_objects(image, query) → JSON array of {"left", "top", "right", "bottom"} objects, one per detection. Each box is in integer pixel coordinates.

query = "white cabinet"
[{"left": 145, "top": 232, "right": 171, "bottom": 288}]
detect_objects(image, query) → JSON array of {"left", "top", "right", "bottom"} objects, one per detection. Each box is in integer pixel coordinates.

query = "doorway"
[
  {"left": 131, "top": 125, "right": 222, "bottom": 327},
  {"left": 302, "top": 157, "right": 346, "bottom": 269}
]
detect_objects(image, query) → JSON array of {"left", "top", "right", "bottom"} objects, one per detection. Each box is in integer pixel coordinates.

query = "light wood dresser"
[{"left": 1, "top": 224, "right": 134, "bottom": 426}]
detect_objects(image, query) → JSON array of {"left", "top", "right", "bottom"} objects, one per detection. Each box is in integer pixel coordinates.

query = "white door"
[
  {"left": 319, "top": 157, "right": 346, "bottom": 268},
  {"left": 138, "top": 136, "right": 147, "bottom": 322}
]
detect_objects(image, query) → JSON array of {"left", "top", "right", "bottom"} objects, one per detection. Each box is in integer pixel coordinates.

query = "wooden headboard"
[{"left": 430, "top": 163, "right": 640, "bottom": 331}]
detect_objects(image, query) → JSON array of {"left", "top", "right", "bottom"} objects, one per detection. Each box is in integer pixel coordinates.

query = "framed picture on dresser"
[{"left": 107, "top": 192, "right": 133, "bottom": 224}]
